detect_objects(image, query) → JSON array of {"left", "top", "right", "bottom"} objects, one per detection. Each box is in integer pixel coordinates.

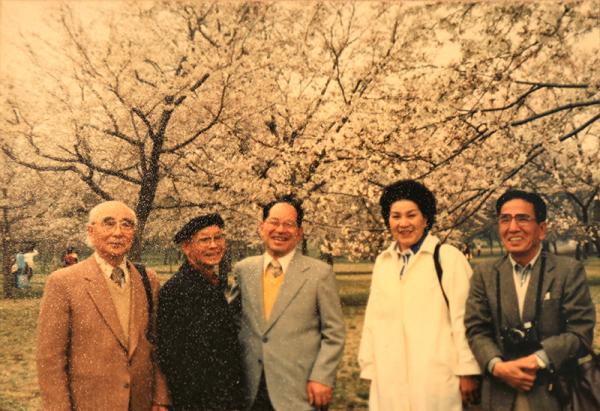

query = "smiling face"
[
  {"left": 259, "top": 202, "right": 303, "bottom": 258},
  {"left": 388, "top": 200, "right": 428, "bottom": 251},
  {"left": 498, "top": 198, "right": 547, "bottom": 265},
  {"left": 87, "top": 202, "right": 136, "bottom": 266},
  {"left": 181, "top": 225, "right": 226, "bottom": 274}
]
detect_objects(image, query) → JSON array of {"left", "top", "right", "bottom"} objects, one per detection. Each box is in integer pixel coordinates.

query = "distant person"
[
  {"left": 464, "top": 243, "right": 473, "bottom": 261},
  {"left": 36, "top": 201, "right": 170, "bottom": 410},
  {"left": 157, "top": 214, "right": 244, "bottom": 410},
  {"left": 62, "top": 246, "right": 79, "bottom": 266},
  {"left": 359, "top": 179, "right": 480, "bottom": 410},
  {"left": 234, "top": 196, "right": 345, "bottom": 410},
  {"left": 476, "top": 243, "right": 482, "bottom": 257},
  {"left": 465, "top": 190, "right": 596, "bottom": 411}
]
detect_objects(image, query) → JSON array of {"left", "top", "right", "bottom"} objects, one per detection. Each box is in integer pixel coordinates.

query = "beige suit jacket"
[{"left": 36, "top": 257, "right": 170, "bottom": 411}]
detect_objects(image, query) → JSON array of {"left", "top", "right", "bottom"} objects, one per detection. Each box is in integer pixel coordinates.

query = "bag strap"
[
  {"left": 133, "top": 262, "right": 155, "bottom": 343},
  {"left": 433, "top": 243, "right": 449, "bottom": 307}
]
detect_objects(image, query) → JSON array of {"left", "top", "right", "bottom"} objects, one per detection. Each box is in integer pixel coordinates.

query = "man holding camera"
[{"left": 465, "top": 190, "right": 595, "bottom": 411}]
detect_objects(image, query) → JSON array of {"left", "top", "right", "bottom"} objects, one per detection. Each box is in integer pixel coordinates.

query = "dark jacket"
[{"left": 157, "top": 261, "right": 244, "bottom": 410}]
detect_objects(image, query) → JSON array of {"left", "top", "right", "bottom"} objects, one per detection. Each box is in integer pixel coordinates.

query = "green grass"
[{"left": 1, "top": 257, "right": 599, "bottom": 410}]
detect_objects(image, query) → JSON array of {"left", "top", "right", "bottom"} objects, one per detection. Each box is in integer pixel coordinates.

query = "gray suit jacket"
[
  {"left": 465, "top": 253, "right": 596, "bottom": 411},
  {"left": 234, "top": 252, "right": 345, "bottom": 410}
]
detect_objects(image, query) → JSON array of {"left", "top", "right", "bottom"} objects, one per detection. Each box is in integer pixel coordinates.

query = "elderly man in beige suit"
[{"left": 36, "top": 201, "right": 170, "bottom": 411}]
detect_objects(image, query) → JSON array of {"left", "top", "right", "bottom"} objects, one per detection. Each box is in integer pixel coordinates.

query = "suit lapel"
[
  {"left": 128, "top": 263, "right": 147, "bottom": 358},
  {"left": 522, "top": 253, "right": 555, "bottom": 324},
  {"left": 83, "top": 258, "right": 128, "bottom": 350},
  {"left": 497, "top": 258, "right": 521, "bottom": 327},
  {"left": 265, "top": 253, "right": 308, "bottom": 333},
  {"left": 245, "top": 257, "right": 266, "bottom": 331}
]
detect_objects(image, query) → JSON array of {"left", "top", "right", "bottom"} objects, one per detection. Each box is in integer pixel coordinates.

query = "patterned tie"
[
  {"left": 110, "top": 266, "right": 125, "bottom": 287},
  {"left": 268, "top": 259, "right": 283, "bottom": 278}
]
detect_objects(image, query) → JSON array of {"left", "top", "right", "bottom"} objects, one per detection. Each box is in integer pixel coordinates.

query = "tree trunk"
[{"left": 2, "top": 205, "right": 15, "bottom": 299}]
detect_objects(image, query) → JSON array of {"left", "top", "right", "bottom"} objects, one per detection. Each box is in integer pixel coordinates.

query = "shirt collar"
[
  {"left": 94, "top": 252, "right": 130, "bottom": 283},
  {"left": 263, "top": 248, "right": 296, "bottom": 275},
  {"left": 508, "top": 247, "right": 542, "bottom": 272},
  {"left": 383, "top": 231, "right": 431, "bottom": 258}
]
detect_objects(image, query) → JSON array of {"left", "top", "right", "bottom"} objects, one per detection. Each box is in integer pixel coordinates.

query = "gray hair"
[{"left": 86, "top": 201, "right": 137, "bottom": 247}]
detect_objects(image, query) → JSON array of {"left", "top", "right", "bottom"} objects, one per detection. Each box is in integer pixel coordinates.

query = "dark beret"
[{"left": 173, "top": 213, "right": 224, "bottom": 244}]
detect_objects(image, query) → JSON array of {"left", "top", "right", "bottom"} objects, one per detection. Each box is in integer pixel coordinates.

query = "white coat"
[{"left": 358, "top": 233, "right": 480, "bottom": 411}]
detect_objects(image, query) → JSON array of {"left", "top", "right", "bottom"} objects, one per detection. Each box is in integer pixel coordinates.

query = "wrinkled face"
[
  {"left": 87, "top": 203, "right": 136, "bottom": 262},
  {"left": 388, "top": 200, "right": 428, "bottom": 251},
  {"left": 498, "top": 199, "right": 547, "bottom": 265},
  {"left": 181, "top": 225, "right": 225, "bottom": 271},
  {"left": 259, "top": 202, "right": 303, "bottom": 258}
]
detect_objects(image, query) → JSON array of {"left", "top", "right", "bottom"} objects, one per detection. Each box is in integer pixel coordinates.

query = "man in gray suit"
[
  {"left": 465, "top": 190, "right": 596, "bottom": 411},
  {"left": 234, "top": 195, "right": 345, "bottom": 410}
]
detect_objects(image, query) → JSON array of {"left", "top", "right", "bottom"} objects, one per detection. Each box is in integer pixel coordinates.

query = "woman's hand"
[{"left": 459, "top": 375, "right": 481, "bottom": 406}]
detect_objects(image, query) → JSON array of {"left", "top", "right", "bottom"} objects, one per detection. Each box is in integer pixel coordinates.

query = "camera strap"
[{"left": 496, "top": 251, "right": 547, "bottom": 331}]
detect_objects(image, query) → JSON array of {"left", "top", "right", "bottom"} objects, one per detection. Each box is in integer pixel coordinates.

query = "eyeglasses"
[
  {"left": 498, "top": 214, "right": 535, "bottom": 226},
  {"left": 264, "top": 219, "right": 297, "bottom": 230},
  {"left": 97, "top": 217, "right": 136, "bottom": 232},
  {"left": 192, "top": 234, "right": 225, "bottom": 246}
]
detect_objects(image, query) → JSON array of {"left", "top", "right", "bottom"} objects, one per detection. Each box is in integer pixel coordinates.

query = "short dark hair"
[
  {"left": 495, "top": 189, "right": 547, "bottom": 222},
  {"left": 379, "top": 179, "right": 436, "bottom": 230},
  {"left": 173, "top": 213, "right": 225, "bottom": 244},
  {"left": 262, "top": 195, "right": 304, "bottom": 227}
]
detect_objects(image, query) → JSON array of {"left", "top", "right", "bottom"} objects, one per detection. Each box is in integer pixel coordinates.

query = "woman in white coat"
[{"left": 358, "top": 180, "right": 481, "bottom": 411}]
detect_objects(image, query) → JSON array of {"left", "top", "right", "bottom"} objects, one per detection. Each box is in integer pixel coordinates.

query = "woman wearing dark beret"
[
  {"left": 157, "top": 214, "right": 245, "bottom": 410},
  {"left": 358, "top": 180, "right": 481, "bottom": 410}
]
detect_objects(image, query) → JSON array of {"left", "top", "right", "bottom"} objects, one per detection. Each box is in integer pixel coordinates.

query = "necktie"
[
  {"left": 110, "top": 266, "right": 125, "bottom": 287},
  {"left": 268, "top": 259, "right": 283, "bottom": 278},
  {"left": 263, "top": 259, "right": 283, "bottom": 320}
]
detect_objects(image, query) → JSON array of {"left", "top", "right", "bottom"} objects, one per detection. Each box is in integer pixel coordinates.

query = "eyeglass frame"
[
  {"left": 190, "top": 233, "right": 226, "bottom": 246},
  {"left": 498, "top": 213, "right": 537, "bottom": 226},
  {"left": 264, "top": 218, "right": 298, "bottom": 230},
  {"left": 93, "top": 217, "right": 136, "bottom": 232}
]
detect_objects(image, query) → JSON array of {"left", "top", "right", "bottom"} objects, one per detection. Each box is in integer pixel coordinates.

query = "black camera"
[{"left": 500, "top": 321, "right": 542, "bottom": 359}]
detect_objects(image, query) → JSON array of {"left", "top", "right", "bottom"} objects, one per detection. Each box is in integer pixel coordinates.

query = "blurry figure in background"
[
  {"left": 13, "top": 246, "right": 37, "bottom": 288},
  {"left": 157, "top": 214, "right": 244, "bottom": 410},
  {"left": 359, "top": 179, "right": 480, "bottom": 411},
  {"left": 464, "top": 243, "right": 473, "bottom": 261},
  {"left": 476, "top": 243, "right": 482, "bottom": 257},
  {"left": 63, "top": 246, "right": 79, "bottom": 266},
  {"left": 13, "top": 251, "right": 27, "bottom": 288}
]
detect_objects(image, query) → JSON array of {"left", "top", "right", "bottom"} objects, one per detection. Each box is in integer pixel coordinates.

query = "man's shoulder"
[
  {"left": 49, "top": 257, "right": 94, "bottom": 280},
  {"left": 295, "top": 253, "right": 331, "bottom": 271},
  {"left": 234, "top": 255, "right": 263, "bottom": 270},
  {"left": 546, "top": 253, "right": 583, "bottom": 274}
]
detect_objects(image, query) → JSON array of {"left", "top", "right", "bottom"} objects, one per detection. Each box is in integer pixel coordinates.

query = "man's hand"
[
  {"left": 459, "top": 375, "right": 480, "bottom": 405},
  {"left": 492, "top": 354, "right": 539, "bottom": 392},
  {"left": 307, "top": 380, "right": 333, "bottom": 410}
]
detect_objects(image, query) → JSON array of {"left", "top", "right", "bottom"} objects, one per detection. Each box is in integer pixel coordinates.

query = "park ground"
[{"left": 1, "top": 257, "right": 599, "bottom": 411}]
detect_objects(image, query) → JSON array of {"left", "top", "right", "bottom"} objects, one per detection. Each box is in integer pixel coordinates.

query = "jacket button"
[
  {"left": 123, "top": 383, "right": 130, "bottom": 389},
  {"left": 262, "top": 336, "right": 268, "bottom": 343},
  {"left": 258, "top": 359, "right": 263, "bottom": 364}
]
